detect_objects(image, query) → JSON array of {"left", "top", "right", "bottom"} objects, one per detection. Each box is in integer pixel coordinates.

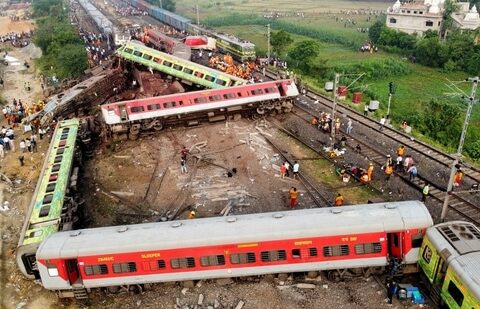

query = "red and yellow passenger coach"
[{"left": 36, "top": 201, "right": 433, "bottom": 298}]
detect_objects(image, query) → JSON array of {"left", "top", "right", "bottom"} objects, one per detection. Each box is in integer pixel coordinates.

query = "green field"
[{"left": 175, "top": 0, "right": 480, "bottom": 161}]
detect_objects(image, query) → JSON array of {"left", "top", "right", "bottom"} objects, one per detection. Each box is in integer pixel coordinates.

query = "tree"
[
  {"left": 33, "top": 0, "right": 63, "bottom": 17},
  {"left": 271, "top": 30, "right": 293, "bottom": 56},
  {"left": 288, "top": 40, "right": 319, "bottom": 72},
  {"left": 368, "top": 19, "right": 384, "bottom": 44},
  {"left": 421, "top": 99, "right": 461, "bottom": 146},
  {"left": 441, "top": 0, "right": 459, "bottom": 40},
  {"left": 414, "top": 36, "right": 448, "bottom": 67},
  {"left": 151, "top": 0, "right": 176, "bottom": 12}
]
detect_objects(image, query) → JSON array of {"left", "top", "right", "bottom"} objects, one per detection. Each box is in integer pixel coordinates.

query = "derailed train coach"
[{"left": 35, "top": 201, "right": 433, "bottom": 298}]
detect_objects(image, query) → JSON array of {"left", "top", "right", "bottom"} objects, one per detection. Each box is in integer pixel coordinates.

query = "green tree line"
[{"left": 33, "top": 0, "right": 88, "bottom": 80}]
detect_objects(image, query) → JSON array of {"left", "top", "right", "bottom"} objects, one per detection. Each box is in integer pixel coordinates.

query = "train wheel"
[
  {"left": 327, "top": 270, "right": 341, "bottom": 282},
  {"left": 283, "top": 102, "right": 293, "bottom": 113},
  {"left": 275, "top": 102, "right": 283, "bottom": 113},
  {"left": 106, "top": 286, "right": 120, "bottom": 294},
  {"left": 256, "top": 106, "right": 265, "bottom": 115},
  {"left": 153, "top": 122, "right": 163, "bottom": 131},
  {"left": 265, "top": 102, "right": 275, "bottom": 110},
  {"left": 128, "top": 133, "right": 139, "bottom": 140}
]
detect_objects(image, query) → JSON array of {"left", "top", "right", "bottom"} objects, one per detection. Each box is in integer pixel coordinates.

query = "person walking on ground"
[
  {"left": 395, "top": 155, "right": 403, "bottom": 172},
  {"left": 386, "top": 280, "right": 398, "bottom": 304},
  {"left": 180, "top": 146, "right": 189, "bottom": 160},
  {"left": 180, "top": 157, "right": 187, "bottom": 174},
  {"left": 19, "top": 155, "right": 25, "bottom": 166},
  {"left": 293, "top": 161, "right": 300, "bottom": 179},
  {"left": 364, "top": 104, "right": 369, "bottom": 116},
  {"left": 407, "top": 164, "right": 418, "bottom": 181},
  {"left": 19, "top": 139, "right": 26, "bottom": 152},
  {"left": 284, "top": 161, "right": 290, "bottom": 177},
  {"left": 335, "top": 193, "right": 344, "bottom": 206},
  {"left": 422, "top": 183, "right": 429, "bottom": 202},
  {"left": 346, "top": 118, "right": 353, "bottom": 134},
  {"left": 379, "top": 115, "right": 386, "bottom": 131},
  {"left": 289, "top": 187, "right": 298, "bottom": 209},
  {"left": 280, "top": 163, "right": 287, "bottom": 179}
]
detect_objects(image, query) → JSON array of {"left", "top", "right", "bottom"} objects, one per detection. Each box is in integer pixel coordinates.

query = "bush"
[{"left": 331, "top": 58, "right": 411, "bottom": 79}]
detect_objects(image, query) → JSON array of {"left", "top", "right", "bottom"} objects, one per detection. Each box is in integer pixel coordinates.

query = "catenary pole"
[
  {"left": 330, "top": 73, "right": 340, "bottom": 148},
  {"left": 440, "top": 76, "right": 478, "bottom": 221},
  {"left": 267, "top": 24, "right": 271, "bottom": 63}
]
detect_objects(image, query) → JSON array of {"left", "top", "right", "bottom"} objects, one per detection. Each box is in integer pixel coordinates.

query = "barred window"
[
  {"left": 309, "top": 247, "right": 318, "bottom": 257},
  {"left": 131, "top": 106, "right": 145, "bottom": 113},
  {"left": 208, "top": 95, "right": 222, "bottom": 101},
  {"left": 261, "top": 250, "right": 287, "bottom": 262},
  {"left": 163, "top": 101, "right": 176, "bottom": 108},
  {"left": 251, "top": 89, "right": 264, "bottom": 95},
  {"left": 354, "top": 243, "right": 382, "bottom": 255},
  {"left": 171, "top": 257, "right": 195, "bottom": 269},
  {"left": 265, "top": 87, "right": 277, "bottom": 94},
  {"left": 200, "top": 255, "right": 225, "bottom": 267},
  {"left": 133, "top": 50, "right": 143, "bottom": 57},
  {"left": 215, "top": 79, "right": 227, "bottom": 86},
  {"left": 183, "top": 68, "right": 193, "bottom": 74},
  {"left": 123, "top": 48, "right": 133, "bottom": 54},
  {"left": 84, "top": 264, "right": 108, "bottom": 276},
  {"left": 204, "top": 75, "right": 215, "bottom": 82},
  {"left": 194, "top": 97, "right": 208, "bottom": 104},
  {"left": 163, "top": 61, "right": 172, "bottom": 67},
  {"left": 223, "top": 93, "right": 236, "bottom": 99},
  {"left": 147, "top": 104, "right": 161, "bottom": 111},
  {"left": 112, "top": 262, "right": 137, "bottom": 273},
  {"left": 173, "top": 64, "right": 183, "bottom": 71},
  {"left": 230, "top": 252, "right": 256, "bottom": 264},
  {"left": 142, "top": 54, "right": 152, "bottom": 60},
  {"left": 323, "top": 245, "right": 349, "bottom": 257}
]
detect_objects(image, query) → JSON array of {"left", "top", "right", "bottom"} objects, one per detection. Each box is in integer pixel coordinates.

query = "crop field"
[{"left": 176, "top": 0, "right": 480, "bottom": 160}]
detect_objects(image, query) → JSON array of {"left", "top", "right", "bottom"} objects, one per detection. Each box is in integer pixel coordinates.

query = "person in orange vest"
[
  {"left": 367, "top": 162, "right": 374, "bottom": 181},
  {"left": 454, "top": 169, "right": 464, "bottom": 187},
  {"left": 335, "top": 193, "right": 344, "bottom": 206},
  {"left": 188, "top": 208, "right": 197, "bottom": 219},
  {"left": 289, "top": 187, "right": 298, "bottom": 209},
  {"left": 360, "top": 172, "right": 370, "bottom": 184},
  {"left": 385, "top": 164, "right": 394, "bottom": 181},
  {"left": 397, "top": 145, "right": 406, "bottom": 157}
]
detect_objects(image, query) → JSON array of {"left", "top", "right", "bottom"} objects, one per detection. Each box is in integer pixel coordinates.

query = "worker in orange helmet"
[
  {"left": 188, "top": 208, "right": 197, "bottom": 219},
  {"left": 360, "top": 172, "right": 370, "bottom": 184}
]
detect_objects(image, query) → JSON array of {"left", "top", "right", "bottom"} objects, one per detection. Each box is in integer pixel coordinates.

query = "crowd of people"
[
  {"left": 0, "top": 31, "right": 33, "bottom": 47},
  {"left": 113, "top": 3, "right": 147, "bottom": 17},
  {"left": 79, "top": 30, "right": 112, "bottom": 66}
]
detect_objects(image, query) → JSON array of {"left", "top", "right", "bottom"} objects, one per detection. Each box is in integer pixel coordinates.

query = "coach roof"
[{"left": 37, "top": 201, "right": 433, "bottom": 259}]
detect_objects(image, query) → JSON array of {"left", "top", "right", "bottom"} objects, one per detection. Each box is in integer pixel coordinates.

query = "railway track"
[{"left": 263, "top": 70, "right": 479, "bottom": 225}]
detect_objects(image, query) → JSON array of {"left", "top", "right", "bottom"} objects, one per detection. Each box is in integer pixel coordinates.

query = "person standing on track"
[
  {"left": 293, "top": 161, "right": 300, "bottom": 179},
  {"left": 284, "top": 161, "right": 290, "bottom": 177},
  {"left": 280, "top": 163, "right": 287, "bottom": 179},
  {"left": 364, "top": 104, "right": 369, "bottom": 116},
  {"left": 385, "top": 164, "right": 394, "bottom": 181},
  {"left": 407, "top": 164, "right": 418, "bottom": 181},
  {"left": 396, "top": 145, "right": 406, "bottom": 157},
  {"left": 379, "top": 115, "right": 386, "bottom": 131},
  {"left": 346, "top": 118, "right": 353, "bottom": 134},
  {"left": 367, "top": 162, "right": 374, "bottom": 181},
  {"left": 422, "top": 183, "right": 429, "bottom": 202},
  {"left": 289, "top": 187, "right": 298, "bottom": 209}
]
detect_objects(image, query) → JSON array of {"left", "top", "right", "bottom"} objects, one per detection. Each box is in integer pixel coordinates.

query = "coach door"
[
  {"left": 387, "top": 232, "right": 403, "bottom": 259},
  {"left": 66, "top": 259, "right": 82, "bottom": 286}
]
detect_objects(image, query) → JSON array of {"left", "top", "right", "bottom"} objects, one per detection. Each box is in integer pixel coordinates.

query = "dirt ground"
[{"left": 0, "top": 15, "right": 35, "bottom": 36}]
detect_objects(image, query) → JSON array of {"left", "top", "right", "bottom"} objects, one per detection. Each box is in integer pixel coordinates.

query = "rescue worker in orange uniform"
[
  {"left": 454, "top": 169, "right": 464, "bottom": 187},
  {"left": 335, "top": 193, "right": 344, "bottom": 206},
  {"left": 188, "top": 208, "right": 197, "bottom": 219},
  {"left": 385, "top": 164, "right": 394, "bottom": 181},
  {"left": 397, "top": 145, "right": 406, "bottom": 157},
  {"left": 367, "top": 162, "right": 374, "bottom": 181},
  {"left": 289, "top": 187, "right": 298, "bottom": 209},
  {"left": 360, "top": 172, "right": 370, "bottom": 184}
]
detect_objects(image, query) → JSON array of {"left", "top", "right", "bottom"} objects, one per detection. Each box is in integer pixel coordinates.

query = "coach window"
[
  {"left": 43, "top": 194, "right": 54, "bottom": 204},
  {"left": 291, "top": 249, "right": 301, "bottom": 259},
  {"left": 223, "top": 93, "right": 236, "bottom": 100},
  {"left": 411, "top": 233, "right": 423, "bottom": 248},
  {"left": 265, "top": 87, "right": 277, "bottom": 94},
  {"left": 133, "top": 51, "right": 143, "bottom": 57},
  {"left": 422, "top": 246, "right": 432, "bottom": 263},
  {"left": 251, "top": 89, "right": 264, "bottom": 95},
  {"left": 323, "top": 245, "right": 349, "bottom": 257},
  {"left": 215, "top": 79, "right": 227, "bottom": 86},
  {"left": 261, "top": 250, "right": 287, "bottom": 262},
  {"left": 204, "top": 75, "right": 215, "bottom": 82},
  {"left": 354, "top": 243, "right": 382, "bottom": 254},
  {"left": 163, "top": 61, "right": 173, "bottom": 67},
  {"left": 163, "top": 102, "right": 176, "bottom": 108},
  {"left": 194, "top": 97, "right": 208, "bottom": 104},
  {"left": 112, "top": 262, "right": 137, "bottom": 273},
  {"left": 195, "top": 72, "right": 204, "bottom": 78},
  {"left": 57, "top": 148, "right": 65, "bottom": 155},
  {"left": 237, "top": 92, "right": 243, "bottom": 97},
  {"left": 123, "top": 48, "right": 133, "bottom": 54},
  {"left": 39, "top": 205, "right": 50, "bottom": 217},
  {"left": 147, "top": 104, "right": 161, "bottom": 111},
  {"left": 183, "top": 68, "right": 194, "bottom": 75},
  {"left": 52, "top": 164, "right": 61, "bottom": 172},
  {"left": 309, "top": 248, "right": 318, "bottom": 257},
  {"left": 393, "top": 234, "right": 399, "bottom": 247},
  {"left": 200, "top": 255, "right": 226, "bottom": 267},
  {"left": 84, "top": 264, "right": 108, "bottom": 276},
  {"left": 171, "top": 257, "right": 195, "bottom": 269},
  {"left": 447, "top": 281, "right": 464, "bottom": 307},
  {"left": 130, "top": 106, "right": 145, "bottom": 113},
  {"left": 173, "top": 64, "right": 183, "bottom": 71},
  {"left": 142, "top": 54, "right": 152, "bottom": 61},
  {"left": 153, "top": 57, "right": 162, "bottom": 64},
  {"left": 230, "top": 252, "right": 256, "bottom": 264},
  {"left": 54, "top": 155, "right": 62, "bottom": 164},
  {"left": 46, "top": 182, "right": 56, "bottom": 192},
  {"left": 209, "top": 95, "right": 222, "bottom": 101}
]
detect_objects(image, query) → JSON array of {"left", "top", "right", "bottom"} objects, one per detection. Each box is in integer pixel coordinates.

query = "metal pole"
[
  {"left": 196, "top": 1, "right": 200, "bottom": 25},
  {"left": 267, "top": 23, "right": 271, "bottom": 63},
  {"left": 440, "top": 77, "right": 478, "bottom": 221},
  {"left": 330, "top": 73, "right": 340, "bottom": 148},
  {"left": 387, "top": 93, "right": 392, "bottom": 117}
]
